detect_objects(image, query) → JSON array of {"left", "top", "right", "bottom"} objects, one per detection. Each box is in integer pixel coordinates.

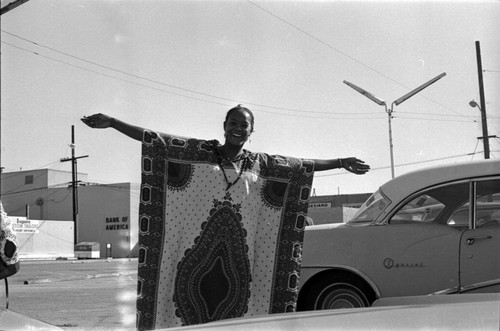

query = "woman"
[{"left": 82, "top": 105, "right": 369, "bottom": 330}]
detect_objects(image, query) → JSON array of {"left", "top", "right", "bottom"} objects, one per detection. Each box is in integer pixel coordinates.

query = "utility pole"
[
  {"left": 475, "top": 40, "right": 490, "bottom": 159},
  {"left": 61, "top": 125, "right": 88, "bottom": 247}
]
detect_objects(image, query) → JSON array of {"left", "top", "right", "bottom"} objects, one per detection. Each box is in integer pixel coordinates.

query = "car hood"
[{"left": 164, "top": 294, "right": 500, "bottom": 330}]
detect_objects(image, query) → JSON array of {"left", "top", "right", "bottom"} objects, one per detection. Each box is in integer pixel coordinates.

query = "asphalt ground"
[
  {"left": 8, "top": 258, "right": 138, "bottom": 285},
  {"left": 3, "top": 258, "right": 139, "bottom": 330}
]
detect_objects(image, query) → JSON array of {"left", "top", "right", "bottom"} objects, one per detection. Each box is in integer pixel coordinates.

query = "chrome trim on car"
[{"left": 430, "top": 278, "right": 500, "bottom": 295}]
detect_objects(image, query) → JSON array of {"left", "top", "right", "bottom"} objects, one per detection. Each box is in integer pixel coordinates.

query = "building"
[
  {"left": 1, "top": 168, "right": 139, "bottom": 259},
  {"left": 308, "top": 193, "right": 372, "bottom": 225}
]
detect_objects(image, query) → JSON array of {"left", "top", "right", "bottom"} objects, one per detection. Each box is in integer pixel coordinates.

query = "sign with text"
[
  {"left": 309, "top": 202, "right": 332, "bottom": 209},
  {"left": 105, "top": 216, "right": 129, "bottom": 230},
  {"left": 12, "top": 217, "right": 40, "bottom": 233}
]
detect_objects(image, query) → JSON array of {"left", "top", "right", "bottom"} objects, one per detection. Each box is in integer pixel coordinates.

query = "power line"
[
  {"left": 315, "top": 151, "right": 498, "bottom": 177},
  {"left": 246, "top": 1, "right": 398, "bottom": 84},
  {"left": 1, "top": 40, "right": 229, "bottom": 106},
  {"left": 1, "top": 40, "right": 383, "bottom": 120},
  {"left": 246, "top": 1, "right": 476, "bottom": 122},
  {"left": 1, "top": 30, "right": 375, "bottom": 117},
  {"left": 1, "top": 29, "right": 476, "bottom": 122},
  {"left": 1, "top": 31, "right": 237, "bottom": 104},
  {"left": 0, "top": 39, "right": 468, "bottom": 123},
  {"left": 395, "top": 116, "right": 479, "bottom": 123},
  {"left": 1, "top": 184, "right": 71, "bottom": 196},
  {"left": 471, "top": 140, "right": 480, "bottom": 160},
  {"left": 0, "top": 159, "right": 64, "bottom": 180}
]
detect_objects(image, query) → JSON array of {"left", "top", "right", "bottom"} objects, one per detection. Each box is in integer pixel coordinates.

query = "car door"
[
  {"left": 459, "top": 178, "right": 500, "bottom": 290},
  {"left": 379, "top": 181, "right": 471, "bottom": 297}
]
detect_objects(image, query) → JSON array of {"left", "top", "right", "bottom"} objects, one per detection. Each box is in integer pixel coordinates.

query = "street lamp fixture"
[
  {"left": 469, "top": 99, "right": 491, "bottom": 159},
  {"left": 469, "top": 100, "right": 480, "bottom": 109},
  {"left": 344, "top": 72, "right": 446, "bottom": 178}
]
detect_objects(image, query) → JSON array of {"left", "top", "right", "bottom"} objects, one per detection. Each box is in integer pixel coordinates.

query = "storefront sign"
[{"left": 12, "top": 218, "right": 40, "bottom": 233}]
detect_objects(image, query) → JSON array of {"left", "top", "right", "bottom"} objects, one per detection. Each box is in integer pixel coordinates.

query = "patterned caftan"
[{"left": 136, "top": 130, "right": 314, "bottom": 330}]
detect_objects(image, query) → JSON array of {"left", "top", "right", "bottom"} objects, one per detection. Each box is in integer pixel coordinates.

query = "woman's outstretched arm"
[
  {"left": 313, "top": 157, "right": 370, "bottom": 175},
  {"left": 81, "top": 113, "right": 144, "bottom": 141}
]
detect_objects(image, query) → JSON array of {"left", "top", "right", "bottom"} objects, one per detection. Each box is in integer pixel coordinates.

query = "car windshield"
[{"left": 348, "top": 190, "right": 390, "bottom": 224}]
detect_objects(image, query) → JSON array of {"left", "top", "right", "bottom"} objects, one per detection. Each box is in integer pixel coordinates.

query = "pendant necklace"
[{"left": 215, "top": 148, "right": 248, "bottom": 191}]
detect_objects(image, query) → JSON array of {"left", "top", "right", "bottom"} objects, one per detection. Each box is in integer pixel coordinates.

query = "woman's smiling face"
[{"left": 223, "top": 109, "right": 253, "bottom": 147}]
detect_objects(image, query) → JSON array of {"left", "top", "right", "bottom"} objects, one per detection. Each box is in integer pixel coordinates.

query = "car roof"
[{"left": 379, "top": 159, "right": 500, "bottom": 202}]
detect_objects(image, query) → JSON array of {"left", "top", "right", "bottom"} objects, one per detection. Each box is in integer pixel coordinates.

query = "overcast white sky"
[{"left": 1, "top": 0, "right": 499, "bottom": 195}]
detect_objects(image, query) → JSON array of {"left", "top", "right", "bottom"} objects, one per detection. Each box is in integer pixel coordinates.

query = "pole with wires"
[
  {"left": 61, "top": 125, "right": 88, "bottom": 247},
  {"left": 474, "top": 41, "right": 490, "bottom": 159}
]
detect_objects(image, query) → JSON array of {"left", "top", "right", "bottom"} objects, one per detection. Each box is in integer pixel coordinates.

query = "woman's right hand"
[{"left": 81, "top": 113, "right": 113, "bottom": 129}]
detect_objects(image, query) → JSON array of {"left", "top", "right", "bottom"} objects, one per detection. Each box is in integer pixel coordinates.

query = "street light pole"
[
  {"left": 386, "top": 103, "right": 395, "bottom": 179},
  {"left": 344, "top": 72, "right": 446, "bottom": 178}
]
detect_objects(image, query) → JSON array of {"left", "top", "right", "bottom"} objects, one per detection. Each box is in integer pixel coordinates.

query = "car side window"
[
  {"left": 447, "top": 178, "right": 500, "bottom": 228},
  {"left": 447, "top": 205, "right": 469, "bottom": 227},
  {"left": 390, "top": 194, "right": 445, "bottom": 224},
  {"left": 389, "top": 182, "right": 469, "bottom": 225},
  {"left": 475, "top": 179, "right": 500, "bottom": 228}
]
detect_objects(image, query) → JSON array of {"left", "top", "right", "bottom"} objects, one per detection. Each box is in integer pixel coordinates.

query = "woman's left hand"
[{"left": 341, "top": 157, "right": 370, "bottom": 175}]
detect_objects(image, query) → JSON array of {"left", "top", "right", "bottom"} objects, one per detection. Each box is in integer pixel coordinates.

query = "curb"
[
  {"left": 20, "top": 257, "right": 138, "bottom": 264},
  {"left": 22, "top": 270, "right": 137, "bottom": 285}
]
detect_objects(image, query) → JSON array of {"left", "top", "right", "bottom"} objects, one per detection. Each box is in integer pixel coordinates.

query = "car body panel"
[
  {"left": 460, "top": 227, "right": 500, "bottom": 288},
  {"left": 301, "top": 222, "right": 462, "bottom": 297}
]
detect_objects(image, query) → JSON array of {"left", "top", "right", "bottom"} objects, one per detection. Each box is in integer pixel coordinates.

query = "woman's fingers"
[
  {"left": 81, "top": 114, "right": 109, "bottom": 128},
  {"left": 345, "top": 158, "right": 370, "bottom": 175}
]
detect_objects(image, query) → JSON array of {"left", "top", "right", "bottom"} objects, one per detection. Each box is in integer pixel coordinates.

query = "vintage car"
[{"left": 296, "top": 159, "right": 500, "bottom": 311}]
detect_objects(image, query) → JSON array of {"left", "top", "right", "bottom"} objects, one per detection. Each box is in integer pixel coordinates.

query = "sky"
[{"left": 1, "top": 0, "right": 499, "bottom": 196}]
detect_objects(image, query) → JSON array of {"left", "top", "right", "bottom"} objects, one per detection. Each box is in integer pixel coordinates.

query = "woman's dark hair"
[{"left": 225, "top": 104, "right": 255, "bottom": 132}]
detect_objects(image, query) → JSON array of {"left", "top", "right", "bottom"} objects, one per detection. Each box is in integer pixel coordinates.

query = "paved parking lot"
[{"left": 4, "top": 258, "right": 138, "bottom": 330}]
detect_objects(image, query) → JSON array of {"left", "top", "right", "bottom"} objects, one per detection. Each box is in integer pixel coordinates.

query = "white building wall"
[
  {"left": 78, "top": 183, "right": 139, "bottom": 258},
  {"left": 1, "top": 169, "right": 139, "bottom": 259},
  {"left": 11, "top": 216, "right": 74, "bottom": 259}
]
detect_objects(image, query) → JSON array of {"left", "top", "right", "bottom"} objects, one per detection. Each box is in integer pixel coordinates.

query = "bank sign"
[{"left": 105, "top": 216, "right": 129, "bottom": 230}]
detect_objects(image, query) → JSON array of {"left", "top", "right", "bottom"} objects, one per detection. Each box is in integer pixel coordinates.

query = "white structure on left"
[{"left": 1, "top": 169, "right": 140, "bottom": 259}]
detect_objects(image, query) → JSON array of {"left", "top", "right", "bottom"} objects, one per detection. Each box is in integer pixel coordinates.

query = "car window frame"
[
  {"left": 348, "top": 189, "right": 391, "bottom": 224},
  {"left": 469, "top": 176, "right": 500, "bottom": 230},
  {"left": 382, "top": 176, "right": 500, "bottom": 230}
]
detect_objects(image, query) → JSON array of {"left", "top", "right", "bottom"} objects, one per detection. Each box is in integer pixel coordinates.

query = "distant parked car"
[{"left": 297, "top": 159, "right": 500, "bottom": 311}]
